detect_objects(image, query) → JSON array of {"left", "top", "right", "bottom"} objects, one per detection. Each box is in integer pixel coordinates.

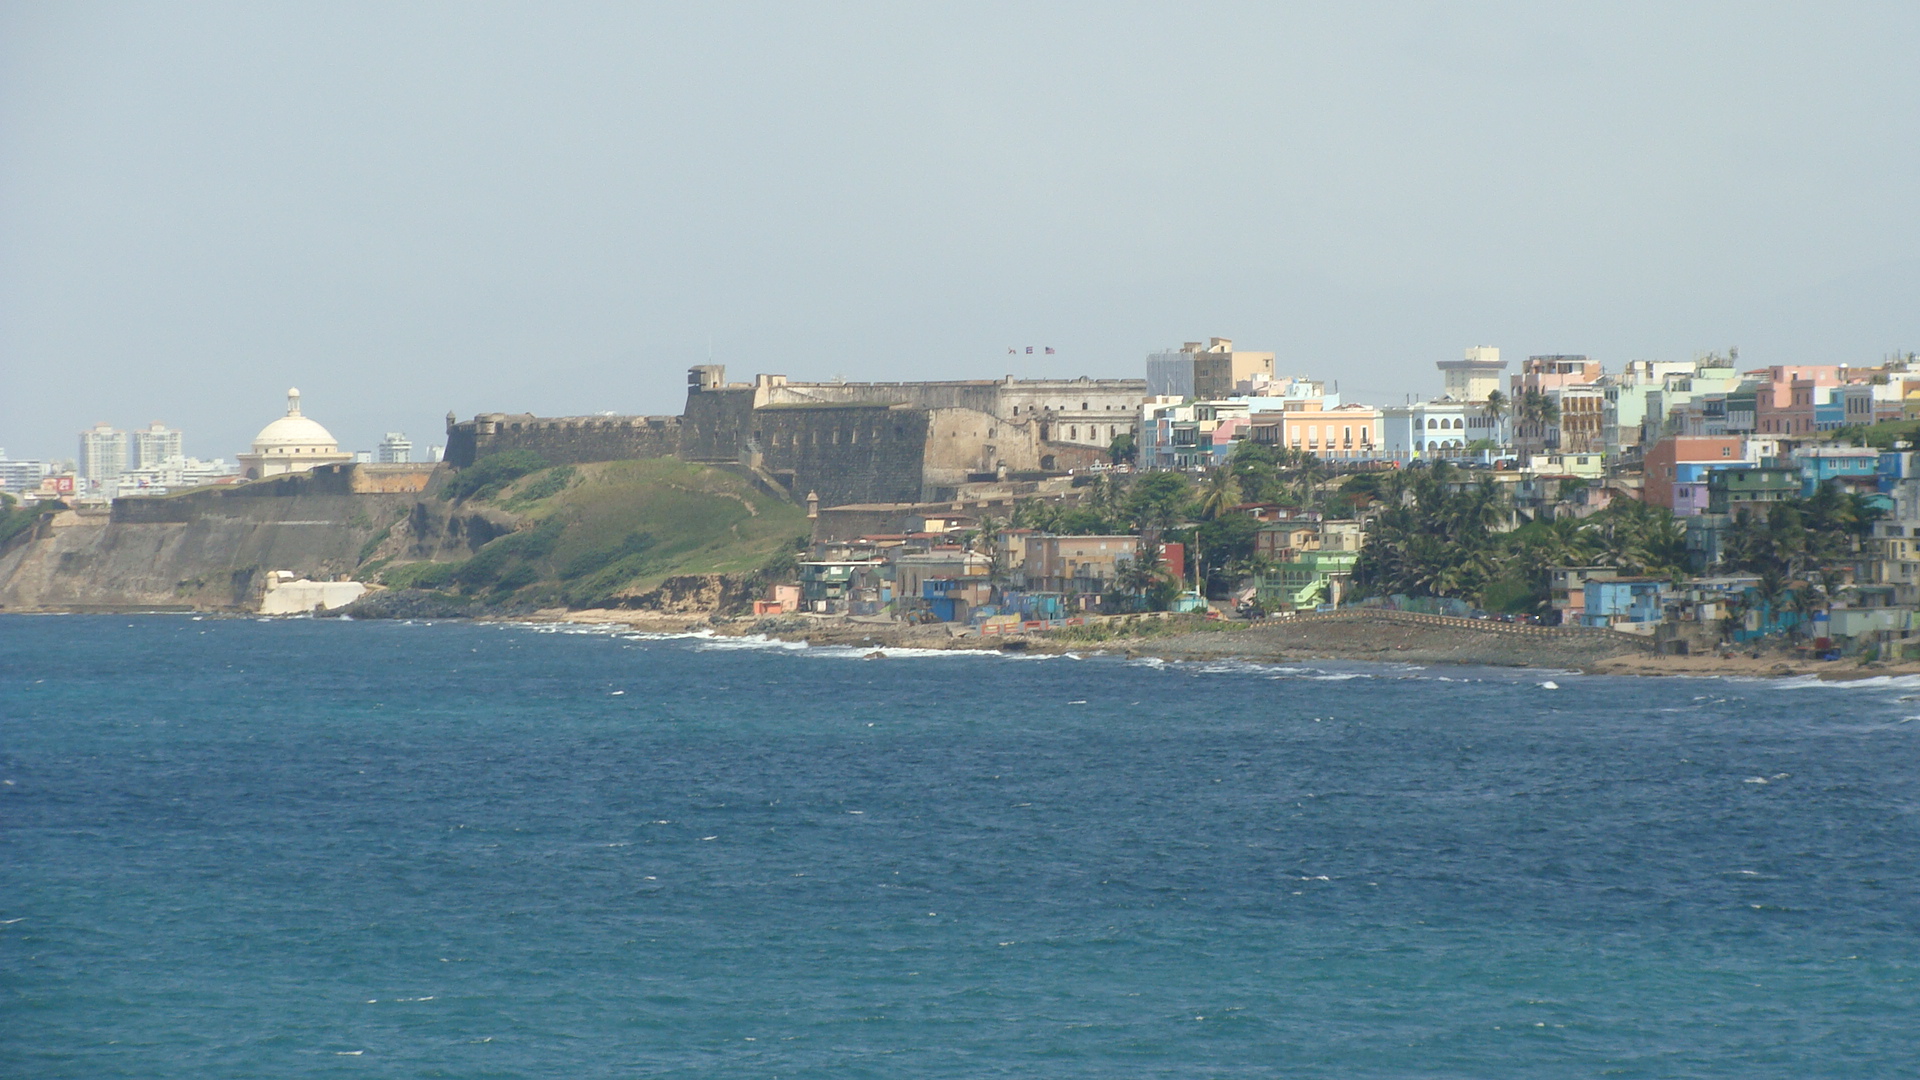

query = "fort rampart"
[{"left": 444, "top": 365, "right": 1150, "bottom": 507}]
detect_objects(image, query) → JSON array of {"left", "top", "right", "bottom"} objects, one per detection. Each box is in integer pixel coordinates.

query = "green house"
[{"left": 1255, "top": 549, "right": 1359, "bottom": 610}]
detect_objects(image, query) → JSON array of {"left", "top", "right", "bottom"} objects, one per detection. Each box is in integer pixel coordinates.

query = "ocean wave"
[
  {"left": 691, "top": 633, "right": 811, "bottom": 652},
  {"left": 1770, "top": 673, "right": 1920, "bottom": 690}
]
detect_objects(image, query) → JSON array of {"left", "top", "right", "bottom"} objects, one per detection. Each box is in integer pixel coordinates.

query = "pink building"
[
  {"left": 1752, "top": 365, "right": 1839, "bottom": 435},
  {"left": 1511, "top": 355, "right": 1604, "bottom": 395}
]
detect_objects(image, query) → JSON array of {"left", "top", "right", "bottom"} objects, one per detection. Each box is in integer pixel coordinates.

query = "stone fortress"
[{"left": 446, "top": 367, "right": 1150, "bottom": 506}]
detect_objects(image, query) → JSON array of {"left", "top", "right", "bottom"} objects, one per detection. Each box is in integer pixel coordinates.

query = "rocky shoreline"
[
  {"left": 494, "top": 606, "right": 1920, "bottom": 682},
  {"left": 14, "top": 598, "right": 1909, "bottom": 681}
]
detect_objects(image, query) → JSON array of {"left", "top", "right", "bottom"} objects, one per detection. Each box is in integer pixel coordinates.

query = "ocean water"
[{"left": 3, "top": 617, "right": 1918, "bottom": 1078}]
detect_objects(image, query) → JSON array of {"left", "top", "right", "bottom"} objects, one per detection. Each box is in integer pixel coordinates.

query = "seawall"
[{"left": 0, "top": 467, "right": 469, "bottom": 612}]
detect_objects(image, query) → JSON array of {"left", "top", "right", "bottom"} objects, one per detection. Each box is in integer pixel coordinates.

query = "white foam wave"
[
  {"left": 806, "top": 644, "right": 1056, "bottom": 661},
  {"left": 691, "top": 633, "right": 810, "bottom": 652},
  {"left": 1791, "top": 673, "right": 1920, "bottom": 690}
]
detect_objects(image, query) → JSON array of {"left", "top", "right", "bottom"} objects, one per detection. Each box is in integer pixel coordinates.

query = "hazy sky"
[{"left": 4, "top": 2, "right": 1919, "bottom": 462}]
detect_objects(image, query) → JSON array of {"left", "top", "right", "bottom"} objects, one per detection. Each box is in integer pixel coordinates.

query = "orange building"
[{"left": 1643, "top": 436, "right": 1744, "bottom": 515}]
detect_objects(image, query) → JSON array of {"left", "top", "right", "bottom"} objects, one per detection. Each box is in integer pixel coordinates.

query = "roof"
[{"left": 249, "top": 388, "right": 340, "bottom": 450}]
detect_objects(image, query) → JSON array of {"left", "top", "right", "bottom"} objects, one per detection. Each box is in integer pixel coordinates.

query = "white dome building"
[{"left": 237, "top": 388, "right": 355, "bottom": 479}]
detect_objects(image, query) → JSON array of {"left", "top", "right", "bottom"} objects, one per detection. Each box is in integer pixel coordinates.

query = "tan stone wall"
[{"left": 349, "top": 464, "right": 437, "bottom": 493}]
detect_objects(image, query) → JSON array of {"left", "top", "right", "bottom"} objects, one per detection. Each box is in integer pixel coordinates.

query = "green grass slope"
[{"left": 375, "top": 459, "right": 809, "bottom": 609}]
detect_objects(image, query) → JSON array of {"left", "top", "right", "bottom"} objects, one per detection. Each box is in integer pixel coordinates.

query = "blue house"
[
  {"left": 1794, "top": 446, "right": 1880, "bottom": 496},
  {"left": 1581, "top": 578, "right": 1668, "bottom": 628}
]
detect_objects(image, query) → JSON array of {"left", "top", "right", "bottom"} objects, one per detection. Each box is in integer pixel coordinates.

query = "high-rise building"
[
  {"left": 1146, "top": 338, "right": 1277, "bottom": 399},
  {"left": 377, "top": 432, "right": 414, "bottom": 464},
  {"left": 78, "top": 423, "right": 127, "bottom": 485},
  {"left": 129, "top": 422, "right": 183, "bottom": 470},
  {"left": 0, "top": 450, "right": 49, "bottom": 493},
  {"left": 1435, "top": 346, "right": 1506, "bottom": 402}
]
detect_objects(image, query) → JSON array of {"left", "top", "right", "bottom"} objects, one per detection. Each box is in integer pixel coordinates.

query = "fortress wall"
[
  {"left": 994, "top": 379, "right": 1149, "bottom": 418},
  {"left": 447, "top": 414, "right": 683, "bottom": 467},
  {"left": 922, "top": 408, "right": 1025, "bottom": 488},
  {"left": 1039, "top": 441, "right": 1110, "bottom": 473},
  {"left": 678, "top": 388, "right": 757, "bottom": 462},
  {"left": 3, "top": 488, "right": 421, "bottom": 611},
  {"left": 764, "top": 377, "right": 1149, "bottom": 422},
  {"left": 753, "top": 403, "right": 928, "bottom": 506},
  {"left": 349, "top": 464, "right": 439, "bottom": 493},
  {"left": 763, "top": 380, "right": 1004, "bottom": 414}
]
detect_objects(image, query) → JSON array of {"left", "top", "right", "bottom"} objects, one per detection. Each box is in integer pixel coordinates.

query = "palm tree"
[
  {"left": 1482, "top": 388, "right": 1507, "bottom": 416},
  {"left": 1481, "top": 389, "right": 1509, "bottom": 450},
  {"left": 1196, "top": 467, "right": 1242, "bottom": 520},
  {"left": 973, "top": 515, "right": 1008, "bottom": 584},
  {"left": 1513, "top": 389, "right": 1560, "bottom": 452},
  {"left": 1114, "top": 540, "right": 1164, "bottom": 609},
  {"left": 1288, "top": 454, "right": 1326, "bottom": 508}
]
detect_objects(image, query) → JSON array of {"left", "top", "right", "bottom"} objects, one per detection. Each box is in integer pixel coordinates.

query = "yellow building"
[{"left": 1273, "top": 402, "right": 1384, "bottom": 461}]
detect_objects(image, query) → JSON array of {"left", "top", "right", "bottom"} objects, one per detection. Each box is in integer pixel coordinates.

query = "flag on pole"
[
  {"left": 1045, "top": 347, "right": 1055, "bottom": 354},
  {"left": 1025, "top": 346, "right": 1033, "bottom": 354}
]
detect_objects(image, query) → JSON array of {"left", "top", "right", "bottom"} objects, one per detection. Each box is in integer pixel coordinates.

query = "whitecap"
[{"left": 692, "top": 633, "right": 809, "bottom": 652}]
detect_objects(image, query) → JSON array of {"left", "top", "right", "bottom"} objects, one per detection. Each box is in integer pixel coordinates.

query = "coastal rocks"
[
  {"left": 340, "top": 588, "right": 477, "bottom": 620},
  {"left": 614, "top": 574, "right": 756, "bottom": 614}
]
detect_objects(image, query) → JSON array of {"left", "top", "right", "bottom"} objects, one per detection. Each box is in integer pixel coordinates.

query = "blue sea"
[{"left": 3, "top": 616, "right": 1918, "bottom": 1077}]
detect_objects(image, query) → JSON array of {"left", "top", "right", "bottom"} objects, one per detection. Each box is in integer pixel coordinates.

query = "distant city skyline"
[{"left": 5, "top": 4, "right": 1919, "bottom": 461}]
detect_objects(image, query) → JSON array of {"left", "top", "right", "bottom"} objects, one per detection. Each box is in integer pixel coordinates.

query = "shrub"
[
  {"left": 559, "top": 531, "right": 657, "bottom": 580},
  {"left": 442, "top": 450, "right": 550, "bottom": 502},
  {"left": 452, "top": 518, "right": 567, "bottom": 592},
  {"left": 506, "top": 466, "right": 576, "bottom": 508},
  {"left": 381, "top": 561, "right": 463, "bottom": 589},
  {"left": 356, "top": 522, "right": 395, "bottom": 564},
  {"left": 0, "top": 503, "right": 42, "bottom": 548},
  {"left": 491, "top": 563, "right": 541, "bottom": 594}
]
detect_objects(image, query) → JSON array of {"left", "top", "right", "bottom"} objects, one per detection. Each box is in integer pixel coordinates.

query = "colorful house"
[
  {"left": 1706, "top": 464, "right": 1801, "bottom": 515},
  {"left": 1581, "top": 577, "right": 1669, "bottom": 629},
  {"left": 1792, "top": 445, "right": 1880, "bottom": 497},
  {"left": 1254, "top": 549, "right": 1358, "bottom": 610},
  {"left": 1641, "top": 436, "right": 1743, "bottom": 515}
]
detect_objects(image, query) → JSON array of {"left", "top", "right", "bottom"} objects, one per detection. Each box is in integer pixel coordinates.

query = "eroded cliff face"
[
  {"left": 613, "top": 574, "right": 758, "bottom": 614},
  {"left": 0, "top": 483, "right": 511, "bottom": 612}
]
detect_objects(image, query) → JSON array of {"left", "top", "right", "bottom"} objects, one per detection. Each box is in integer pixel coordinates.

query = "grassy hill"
[{"left": 371, "top": 458, "right": 809, "bottom": 609}]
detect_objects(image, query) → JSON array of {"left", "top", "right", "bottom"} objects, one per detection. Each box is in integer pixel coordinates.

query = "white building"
[
  {"left": 1381, "top": 400, "right": 1502, "bottom": 463},
  {"left": 377, "top": 432, "right": 414, "bottom": 464},
  {"left": 0, "top": 451, "right": 48, "bottom": 494},
  {"left": 1435, "top": 346, "right": 1506, "bottom": 402},
  {"left": 236, "top": 388, "right": 355, "bottom": 480},
  {"left": 129, "top": 422, "right": 184, "bottom": 469},
  {"left": 112, "top": 457, "right": 239, "bottom": 497},
  {"left": 78, "top": 423, "right": 127, "bottom": 487}
]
